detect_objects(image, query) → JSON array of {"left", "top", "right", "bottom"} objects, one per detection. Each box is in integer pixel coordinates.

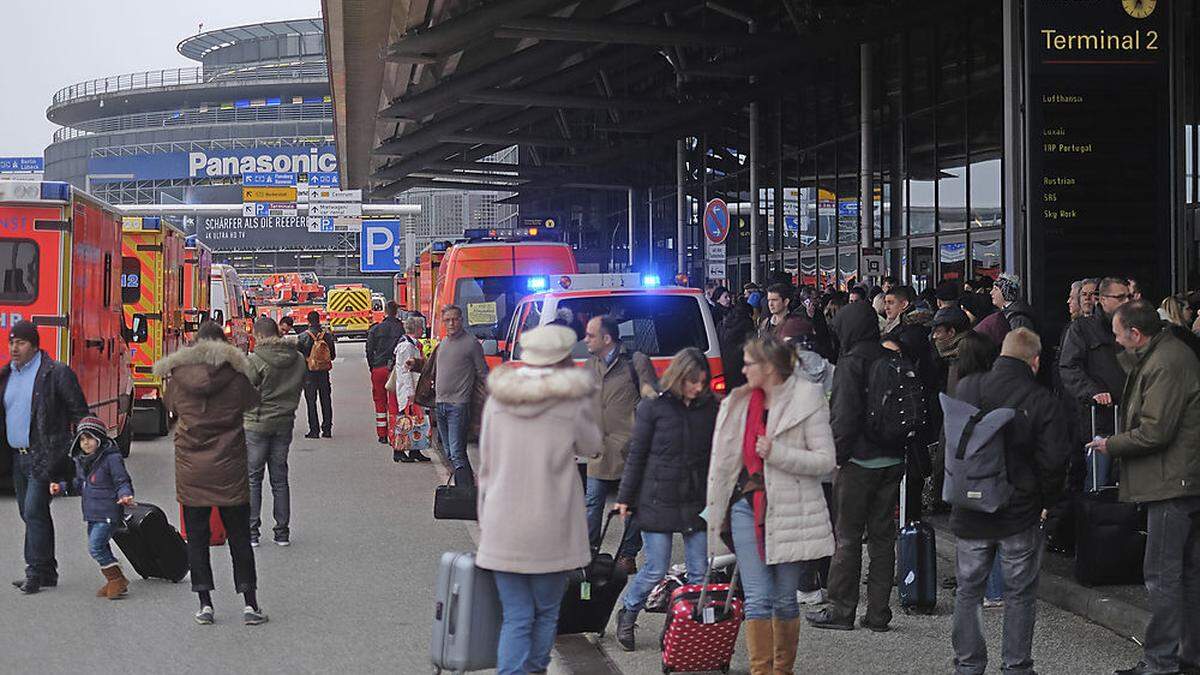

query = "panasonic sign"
[
  {"left": 86, "top": 145, "right": 338, "bottom": 182},
  {"left": 187, "top": 148, "right": 336, "bottom": 178}
]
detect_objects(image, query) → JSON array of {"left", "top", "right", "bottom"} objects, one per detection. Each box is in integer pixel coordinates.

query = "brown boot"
[
  {"left": 771, "top": 618, "right": 801, "bottom": 674},
  {"left": 96, "top": 568, "right": 109, "bottom": 597},
  {"left": 101, "top": 564, "right": 128, "bottom": 599},
  {"left": 744, "top": 619, "right": 774, "bottom": 675}
]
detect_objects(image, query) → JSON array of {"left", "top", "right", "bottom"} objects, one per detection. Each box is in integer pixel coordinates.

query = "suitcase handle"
[
  {"left": 1088, "top": 403, "right": 1120, "bottom": 493},
  {"left": 447, "top": 583, "right": 460, "bottom": 637}
]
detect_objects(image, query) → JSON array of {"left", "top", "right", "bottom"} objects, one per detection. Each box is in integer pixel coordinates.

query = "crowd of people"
[{"left": 473, "top": 270, "right": 1198, "bottom": 675}]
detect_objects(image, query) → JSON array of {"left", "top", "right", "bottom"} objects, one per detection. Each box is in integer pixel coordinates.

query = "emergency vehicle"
[
  {"left": 210, "top": 263, "right": 252, "bottom": 351},
  {"left": 182, "top": 237, "right": 212, "bottom": 343},
  {"left": 326, "top": 283, "right": 373, "bottom": 338},
  {"left": 371, "top": 292, "right": 387, "bottom": 324},
  {"left": 122, "top": 216, "right": 187, "bottom": 436},
  {"left": 392, "top": 273, "right": 409, "bottom": 311},
  {"left": 0, "top": 180, "right": 134, "bottom": 469},
  {"left": 405, "top": 241, "right": 448, "bottom": 319},
  {"left": 497, "top": 274, "right": 726, "bottom": 394},
  {"left": 430, "top": 227, "right": 577, "bottom": 343}
]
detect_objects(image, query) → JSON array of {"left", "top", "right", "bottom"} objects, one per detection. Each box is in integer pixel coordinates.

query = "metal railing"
[
  {"left": 50, "top": 60, "right": 328, "bottom": 106},
  {"left": 52, "top": 102, "right": 333, "bottom": 142},
  {"left": 88, "top": 135, "right": 335, "bottom": 158}
]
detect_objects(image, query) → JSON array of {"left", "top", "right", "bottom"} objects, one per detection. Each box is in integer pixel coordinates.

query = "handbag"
[
  {"left": 434, "top": 476, "right": 477, "bottom": 521},
  {"left": 384, "top": 368, "right": 397, "bottom": 393}
]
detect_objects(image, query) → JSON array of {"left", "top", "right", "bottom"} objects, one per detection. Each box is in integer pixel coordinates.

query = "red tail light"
[{"left": 711, "top": 374, "right": 727, "bottom": 395}]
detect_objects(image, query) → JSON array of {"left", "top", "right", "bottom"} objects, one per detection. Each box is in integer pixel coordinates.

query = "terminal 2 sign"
[{"left": 1023, "top": 0, "right": 1172, "bottom": 327}]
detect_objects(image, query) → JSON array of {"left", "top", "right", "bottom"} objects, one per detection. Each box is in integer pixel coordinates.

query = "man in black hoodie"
[
  {"left": 950, "top": 328, "right": 1070, "bottom": 675},
  {"left": 807, "top": 301, "right": 903, "bottom": 633}
]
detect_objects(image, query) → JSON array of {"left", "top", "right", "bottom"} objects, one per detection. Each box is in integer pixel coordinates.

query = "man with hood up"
[
  {"left": 808, "top": 301, "right": 905, "bottom": 633},
  {"left": 244, "top": 317, "right": 307, "bottom": 547}
]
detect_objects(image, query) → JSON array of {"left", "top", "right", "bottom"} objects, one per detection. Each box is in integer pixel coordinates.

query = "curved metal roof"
[{"left": 177, "top": 18, "right": 325, "bottom": 61}]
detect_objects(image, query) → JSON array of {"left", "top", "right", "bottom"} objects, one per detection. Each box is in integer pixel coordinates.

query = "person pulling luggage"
[
  {"left": 48, "top": 416, "right": 134, "bottom": 600},
  {"left": 474, "top": 325, "right": 602, "bottom": 675},
  {"left": 612, "top": 348, "right": 718, "bottom": 652},
  {"left": 705, "top": 335, "right": 837, "bottom": 675}
]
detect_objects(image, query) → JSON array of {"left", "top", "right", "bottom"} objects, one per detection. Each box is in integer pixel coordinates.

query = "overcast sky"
[{"left": 0, "top": 0, "right": 322, "bottom": 158}]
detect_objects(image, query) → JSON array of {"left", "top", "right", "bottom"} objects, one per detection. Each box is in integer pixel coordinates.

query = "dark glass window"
[
  {"left": 554, "top": 295, "right": 709, "bottom": 357},
  {"left": 0, "top": 240, "right": 38, "bottom": 305}
]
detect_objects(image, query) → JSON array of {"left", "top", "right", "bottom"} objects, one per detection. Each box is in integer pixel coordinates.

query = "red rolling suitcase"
[
  {"left": 659, "top": 562, "right": 743, "bottom": 674},
  {"left": 178, "top": 505, "right": 227, "bottom": 546}
]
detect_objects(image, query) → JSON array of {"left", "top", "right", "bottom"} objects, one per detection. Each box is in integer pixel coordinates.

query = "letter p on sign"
[{"left": 360, "top": 220, "right": 404, "bottom": 273}]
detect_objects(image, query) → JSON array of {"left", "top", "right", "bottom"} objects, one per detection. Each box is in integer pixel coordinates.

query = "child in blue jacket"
[{"left": 49, "top": 416, "right": 135, "bottom": 599}]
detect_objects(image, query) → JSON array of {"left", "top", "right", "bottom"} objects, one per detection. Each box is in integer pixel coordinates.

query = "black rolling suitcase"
[
  {"left": 112, "top": 502, "right": 189, "bottom": 582},
  {"left": 1074, "top": 405, "right": 1146, "bottom": 587},
  {"left": 557, "top": 510, "right": 629, "bottom": 635},
  {"left": 897, "top": 473, "right": 937, "bottom": 613}
]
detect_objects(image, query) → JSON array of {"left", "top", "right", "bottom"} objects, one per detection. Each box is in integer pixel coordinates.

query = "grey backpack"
[{"left": 940, "top": 393, "right": 1017, "bottom": 513}]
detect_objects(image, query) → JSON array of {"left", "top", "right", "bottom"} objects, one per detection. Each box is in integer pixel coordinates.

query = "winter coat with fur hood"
[
  {"left": 154, "top": 339, "right": 260, "bottom": 507},
  {"left": 475, "top": 364, "right": 601, "bottom": 574}
]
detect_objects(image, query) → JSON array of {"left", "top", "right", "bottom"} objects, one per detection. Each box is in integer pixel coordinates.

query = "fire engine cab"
[{"left": 0, "top": 181, "right": 133, "bottom": 471}]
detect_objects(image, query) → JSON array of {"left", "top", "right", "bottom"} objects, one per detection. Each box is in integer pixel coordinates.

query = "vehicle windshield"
[
  {"left": 550, "top": 294, "right": 709, "bottom": 359},
  {"left": 454, "top": 276, "right": 534, "bottom": 340}
]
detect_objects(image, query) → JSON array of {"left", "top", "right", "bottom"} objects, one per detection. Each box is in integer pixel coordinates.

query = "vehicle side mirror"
[
  {"left": 481, "top": 339, "right": 499, "bottom": 357},
  {"left": 213, "top": 309, "right": 225, "bottom": 326},
  {"left": 130, "top": 315, "right": 149, "bottom": 344}
]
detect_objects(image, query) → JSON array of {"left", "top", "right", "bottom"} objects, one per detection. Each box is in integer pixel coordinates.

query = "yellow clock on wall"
[{"left": 1122, "top": 0, "right": 1157, "bottom": 18}]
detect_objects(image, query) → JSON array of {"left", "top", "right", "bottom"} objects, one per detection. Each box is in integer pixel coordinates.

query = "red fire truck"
[{"left": 0, "top": 181, "right": 133, "bottom": 476}]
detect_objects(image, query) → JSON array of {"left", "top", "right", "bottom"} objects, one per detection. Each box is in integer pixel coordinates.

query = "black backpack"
[{"left": 864, "top": 350, "right": 927, "bottom": 450}]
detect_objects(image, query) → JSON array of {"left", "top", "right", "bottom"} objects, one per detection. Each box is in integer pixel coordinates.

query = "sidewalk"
[{"left": 924, "top": 514, "right": 1149, "bottom": 644}]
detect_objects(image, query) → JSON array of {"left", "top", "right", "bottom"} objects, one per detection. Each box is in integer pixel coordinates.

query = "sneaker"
[
  {"left": 396, "top": 450, "right": 416, "bottom": 463},
  {"left": 195, "top": 606, "right": 214, "bottom": 625},
  {"left": 797, "top": 588, "right": 826, "bottom": 606},
  {"left": 250, "top": 537, "right": 260, "bottom": 548},
  {"left": 377, "top": 436, "right": 389, "bottom": 444},
  {"left": 805, "top": 607, "right": 854, "bottom": 631},
  {"left": 615, "top": 607, "right": 636, "bottom": 652},
  {"left": 243, "top": 605, "right": 269, "bottom": 626},
  {"left": 983, "top": 598, "right": 1004, "bottom": 609},
  {"left": 321, "top": 430, "right": 332, "bottom": 438},
  {"left": 274, "top": 536, "right": 290, "bottom": 547}
]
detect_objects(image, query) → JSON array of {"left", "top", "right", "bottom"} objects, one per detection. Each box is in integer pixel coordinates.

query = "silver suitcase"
[{"left": 431, "top": 551, "right": 501, "bottom": 673}]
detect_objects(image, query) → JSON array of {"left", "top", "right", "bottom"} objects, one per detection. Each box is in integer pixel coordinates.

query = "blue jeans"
[
  {"left": 952, "top": 523, "right": 1044, "bottom": 675},
  {"left": 493, "top": 571, "right": 568, "bottom": 675},
  {"left": 985, "top": 558, "right": 1004, "bottom": 602},
  {"left": 13, "top": 452, "right": 56, "bottom": 580},
  {"left": 246, "top": 429, "right": 293, "bottom": 540},
  {"left": 730, "top": 498, "right": 803, "bottom": 620},
  {"left": 584, "top": 477, "right": 642, "bottom": 559},
  {"left": 435, "top": 402, "right": 473, "bottom": 486},
  {"left": 622, "top": 530, "right": 708, "bottom": 614},
  {"left": 1141, "top": 496, "right": 1200, "bottom": 672},
  {"left": 87, "top": 521, "right": 118, "bottom": 567}
]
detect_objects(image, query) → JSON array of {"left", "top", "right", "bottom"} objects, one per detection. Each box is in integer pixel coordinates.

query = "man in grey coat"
[{"left": 245, "top": 317, "right": 307, "bottom": 547}]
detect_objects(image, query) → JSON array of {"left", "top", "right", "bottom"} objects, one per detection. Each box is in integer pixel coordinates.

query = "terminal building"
[{"left": 324, "top": 0, "right": 1200, "bottom": 337}]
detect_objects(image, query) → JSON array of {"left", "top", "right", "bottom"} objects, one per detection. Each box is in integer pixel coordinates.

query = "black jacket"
[
  {"left": 1001, "top": 300, "right": 1037, "bottom": 333},
  {"left": 297, "top": 325, "right": 338, "bottom": 371},
  {"left": 719, "top": 303, "right": 757, "bottom": 390},
  {"left": 616, "top": 392, "right": 718, "bottom": 534},
  {"left": 0, "top": 351, "right": 91, "bottom": 481},
  {"left": 829, "top": 302, "right": 892, "bottom": 465},
  {"left": 1058, "top": 312, "right": 1125, "bottom": 435},
  {"left": 950, "top": 356, "right": 1071, "bottom": 540},
  {"left": 365, "top": 316, "right": 405, "bottom": 369}
]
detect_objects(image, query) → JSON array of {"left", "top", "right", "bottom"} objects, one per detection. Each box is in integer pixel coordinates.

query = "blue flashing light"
[
  {"left": 641, "top": 274, "right": 661, "bottom": 287},
  {"left": 527, "top": 276, "right": 549, "bottom": 292},
  {"left": 40, "top": 181, "right": 70, "bottom": 201}
]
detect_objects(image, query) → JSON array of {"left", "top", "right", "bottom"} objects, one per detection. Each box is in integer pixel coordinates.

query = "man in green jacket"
[
  {"left": 1091, "top": 301, "right": 1200, "bottom": 675},
  {"left": 244, "top": 317, "right": 308, "bottom": 547}
]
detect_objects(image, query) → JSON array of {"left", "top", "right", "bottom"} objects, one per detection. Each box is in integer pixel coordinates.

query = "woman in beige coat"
[
  {"left": 706, "top": 335, "right": 836, "bottom": 675},
  {"left": 475, "top": 324, "right": 602, "bottom": 675}
]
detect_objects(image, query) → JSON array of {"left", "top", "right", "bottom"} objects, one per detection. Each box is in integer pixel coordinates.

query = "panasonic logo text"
[{"left": 187, "top": 149, "right": 337, "bottom": 178}]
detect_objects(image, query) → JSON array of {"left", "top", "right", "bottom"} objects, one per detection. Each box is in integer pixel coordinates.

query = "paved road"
[{"left": 0, "top": 342, "right": 1144, "bottom": 674}]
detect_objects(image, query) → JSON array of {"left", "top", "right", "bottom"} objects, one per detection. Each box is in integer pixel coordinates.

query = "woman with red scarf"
[{"left": 705, "top": 335, "right": 837, "bottom": 675}]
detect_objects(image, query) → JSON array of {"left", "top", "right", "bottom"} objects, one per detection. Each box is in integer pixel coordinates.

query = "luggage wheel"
[{"left": 661, "top": 667, "right": 670, "bottom": 674}]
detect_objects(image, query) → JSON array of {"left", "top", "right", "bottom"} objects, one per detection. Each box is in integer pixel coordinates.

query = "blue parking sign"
[{"left": 360, "top": 220, "right": 404, "bottom": 273}]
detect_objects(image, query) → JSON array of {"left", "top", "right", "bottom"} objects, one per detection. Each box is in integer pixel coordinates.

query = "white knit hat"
[{"left": 519, "top": 324, "right": 577, "bottom": 366}]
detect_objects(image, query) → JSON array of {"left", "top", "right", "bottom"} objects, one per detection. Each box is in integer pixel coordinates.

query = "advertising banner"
[
  {"left": 87, "top": 145, "right": 336, "bottom": 181},
  {"left": 184, "top": 185, "right": 340, "bottom": 250}
]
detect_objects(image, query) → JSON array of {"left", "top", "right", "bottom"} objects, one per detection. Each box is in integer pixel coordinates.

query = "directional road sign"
[
  {"left": 243, "top": 186, "right": 297, "bottom": 202},
  {"left": 306, "top": 187, "right": 361, "bottom": 202},
  {"left": 242, "top": 172, "right": 297, "bottom": 187},
  {"left": 704, "top": 198, "right": 730, "bottom": 244},
  {"left": 309, "top": 202, "right": 363, "bottom": 218},
  {"left": 360, "top": 220, "right": 404, "bottom": 272}
]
